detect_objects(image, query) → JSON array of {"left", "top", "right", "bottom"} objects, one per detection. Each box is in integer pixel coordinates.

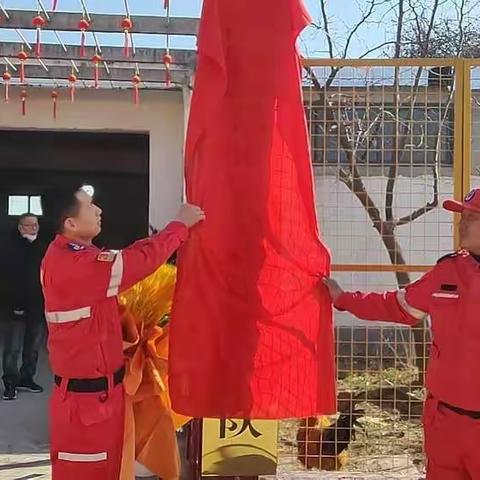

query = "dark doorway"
[
  {"left": 0, "top": 131, "right": 149, "bottom": 455},
  {"left": 0, "top": 129, "right": 150, "bottom": 249}
]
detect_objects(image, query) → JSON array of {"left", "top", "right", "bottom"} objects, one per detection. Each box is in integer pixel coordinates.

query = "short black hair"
[{"left": 42, "top": 183, "right": 83, "bottom": 233}]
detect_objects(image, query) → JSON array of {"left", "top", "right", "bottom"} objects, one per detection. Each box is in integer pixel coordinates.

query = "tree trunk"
[{"left": 376, "top": 221, "right": 428, "bottom": 385}]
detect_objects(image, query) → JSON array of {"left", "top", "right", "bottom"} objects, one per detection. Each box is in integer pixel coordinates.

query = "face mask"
[{"left": 22, "top": 233, "right": 38, "bottom": 242}]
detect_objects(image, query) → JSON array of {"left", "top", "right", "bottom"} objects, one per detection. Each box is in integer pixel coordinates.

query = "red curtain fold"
[{"left": 169, "top": 0, "right": 336, "bottom": 419}]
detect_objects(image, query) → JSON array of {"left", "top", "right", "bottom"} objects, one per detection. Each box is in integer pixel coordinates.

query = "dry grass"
[{"left": 277, "top": 369, "right": 425, "bottom": 477}]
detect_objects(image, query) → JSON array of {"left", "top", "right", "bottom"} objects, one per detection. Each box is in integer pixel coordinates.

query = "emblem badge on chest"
[{"left": 97, "top": 250, "right": 117, "bottom": 262}]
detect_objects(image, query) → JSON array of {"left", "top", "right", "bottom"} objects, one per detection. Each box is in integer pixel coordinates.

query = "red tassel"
[
  {"left": 163, "top": 53, "right": 172, "bottom": 87},
  {"left": 132, "top": 74, "right": 141, "bottom": 106},
  {"left": 36, "top": 28, "right": 41, "bottom": 57},
  {"left": 80, "top": 31, "right": 86, "bottom": 57},
  {"left": 134, "top": 84, "right": 139, "bottom": 106},
  {"left": 121, "top": 18, "right": 133, "bottom": 58},
  {"left": 164, "top": 0, "right": 169, "bottom": 9},
  {"left": 94, "top": 64, "right": 99, "bottom": 88},
  {"left": 52, "top": 0, "right": 58, "bottom": 10},
  {"left": 3, "top": 71, "right": 11, "bottom": 102},
  {"left": 92, "top": 54, "right": 102, "bottom": 89},
  {"left": 52, "top": 91, "right": 58, "bottom": 119},
  {"left": 78, "top": 19, "right": 90, "bottom": 57},
  {"left": 124, "top": 30, "right": 130, "bottom": 58},
  {"left": 166, "top": 67, "right": 172, "bottom": 87},
  {"left": 32, "top": 16, "right": 46, "bottom": 58},
  {"left": 18, "top": 50, "right": 28, "bottom": 84},
  {"left": 68, "top": 74, "right": 77, "bottom": 103}
]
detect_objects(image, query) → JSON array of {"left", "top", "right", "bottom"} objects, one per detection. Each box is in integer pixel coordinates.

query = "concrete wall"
[{"left": 0, "top": 87, "right": 186, "bottom": 229}]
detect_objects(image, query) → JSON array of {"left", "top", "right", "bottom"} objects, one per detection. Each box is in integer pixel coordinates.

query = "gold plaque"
[{"left": 201, "top": 419, "right": 278, "bottom": 476}]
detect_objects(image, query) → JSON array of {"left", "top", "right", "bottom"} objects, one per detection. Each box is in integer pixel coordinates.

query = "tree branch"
[
  {"left": 395, "top": 167, "right": 439, "bottom": 226},
  {"left": 393, "top": 0, "right": 405, "bottom": 58},
  {"left": 385, "top": 0, "right": 405, "bottom": 221},
  {"left": 359, "top": 40, "right": 415, "bottom": 58},
  {"left": 456, "top": 0, "right": 467, "bottom": 56},
  {"left": 395, "top": 90, "right": 454, "bottom": 226},
  {"left": 386, "top": 0, "right": 440, "bottom": 222},
  {"left": 319, "top": 0, "right": 335, "bottom": 59},
  {"left": 343, "top": 0, "right": 381, "bottom": 58}
]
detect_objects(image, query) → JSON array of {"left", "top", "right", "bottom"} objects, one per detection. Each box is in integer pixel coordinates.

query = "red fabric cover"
[{"left": 169, "top": 0, "right": 336, "bottom": 419}]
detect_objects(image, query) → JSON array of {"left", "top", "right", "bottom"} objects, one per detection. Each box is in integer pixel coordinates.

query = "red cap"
[{"left": 443, "top": 188, "right": 480, "bottom": 214}]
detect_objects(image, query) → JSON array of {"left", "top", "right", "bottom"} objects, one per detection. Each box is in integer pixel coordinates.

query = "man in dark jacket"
[{"left": 2, "top": 213, "right": 47, "bottom": 400}]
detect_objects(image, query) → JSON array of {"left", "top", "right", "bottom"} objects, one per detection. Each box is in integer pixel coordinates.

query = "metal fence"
[{"left": 276, "top": 58, "right": 475, "bottom": 478}]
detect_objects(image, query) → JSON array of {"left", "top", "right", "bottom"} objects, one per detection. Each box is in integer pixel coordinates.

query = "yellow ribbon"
[{"left": 119, "top": 265, "right": 190, "bottom": 480}]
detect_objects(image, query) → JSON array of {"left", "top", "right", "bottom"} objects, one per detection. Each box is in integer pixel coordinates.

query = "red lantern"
[
  {"left": 18, "top": 50, "right": 28, "bottom": 84},
  {"left": 78, "top": 18, "right": 90, "bottom": 57},
  {"left": 51, "top": 90, "right": 58, "bottom": 119},
  {"left": 32, "top": 15, "right": 46, "bottom": 57},
  {"left": 68, "top": 73, "right": 77, "bottom": 102},
  {"left": 20, "top": 89, "right": 27, "bottom": 116},
  {"left": 132, "top": 74, "right": 141, "bottom": 106},
  {"left": 121, "top": 17, "right": 133, "bottom": 58},
  {"left": 163, "top": 53, "right": 172, "bottom": 87},
  {"left": 2, "top": 70, "right": 11, "bottom": 102},
  {"left": 92, "top": 53, "right": 102, "bottom": 89}
]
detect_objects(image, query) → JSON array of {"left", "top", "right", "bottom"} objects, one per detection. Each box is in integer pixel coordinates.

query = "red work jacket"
[
  {"left": 335, "top": 251, "right": 480, "bottom": 411},
  {"left": 41, "top": 222, "right": 188, "bottom": 379}
]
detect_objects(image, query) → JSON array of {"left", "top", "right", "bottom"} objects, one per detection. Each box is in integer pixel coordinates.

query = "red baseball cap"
[{"left": 443, "top": 188, "right": 480, "bottom": 214}]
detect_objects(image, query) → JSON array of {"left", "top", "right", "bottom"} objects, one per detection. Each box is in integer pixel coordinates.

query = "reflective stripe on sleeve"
[
  {"left": 107, "top": 251, "right": 124, "bottom": 298},
  {"left": 396, "top": 290, "right": 427, "bottom": 320}
]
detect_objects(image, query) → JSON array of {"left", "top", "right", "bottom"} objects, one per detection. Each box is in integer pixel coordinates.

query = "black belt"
[
  {"left": 439, "top": 401, "right": 480, "bottom": 420},
  {"left": 54, "top": 366, "right": 125, "bottom": 393}
]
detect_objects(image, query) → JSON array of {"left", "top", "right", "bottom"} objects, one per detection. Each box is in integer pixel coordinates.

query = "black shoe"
[
  {"left": 17, "top": 380, "right": 43, "bottom": 393},
  {"left": 3, "top": 384, "right": 17, "bottom": 400}
]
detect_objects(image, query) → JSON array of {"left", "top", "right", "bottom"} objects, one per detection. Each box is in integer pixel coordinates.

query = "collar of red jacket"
[{"left": 54, "top": 234, "right": 95, "bottom": 251}]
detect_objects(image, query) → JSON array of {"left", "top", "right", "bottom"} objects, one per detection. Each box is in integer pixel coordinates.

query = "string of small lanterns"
[{"left": 1, "top": 0, "right": 175, "bottom": 119}]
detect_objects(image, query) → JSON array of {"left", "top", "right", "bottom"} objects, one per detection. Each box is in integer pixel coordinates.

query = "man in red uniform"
[
  {"left": 41, "top": 184, "right": 204, "bottom": 480},
  {"left": 323, "top": 188, "right": 480, "bottom": 479}
]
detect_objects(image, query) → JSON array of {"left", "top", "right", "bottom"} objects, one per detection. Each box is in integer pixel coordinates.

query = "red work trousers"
[
  {"left": 424, "top": 396, "right": 480, "bottom": 479},
  {"left": 50, "top": 379, "right": 125, "bottom": 480}
]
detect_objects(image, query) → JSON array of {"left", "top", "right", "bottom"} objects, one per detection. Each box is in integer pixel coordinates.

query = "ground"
[
  {"left": 0, "top": 332, "right": 425, "bottom": 479},
  {"left": 0, "top": 344, "right": 50, "bottom": 480}
]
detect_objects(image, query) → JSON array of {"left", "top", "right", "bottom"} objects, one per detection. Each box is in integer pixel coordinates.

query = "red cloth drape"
[{"left": 169, "top": 0, "right": 336, "bottom": 419}]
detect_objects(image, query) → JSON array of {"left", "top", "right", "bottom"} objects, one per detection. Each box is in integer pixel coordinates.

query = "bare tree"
[
  {"left": 305, "top": 0, "right": 471, "bottom": 385},
  {"left": 401, "top": 0, "right": 480, "bottom": 57}
]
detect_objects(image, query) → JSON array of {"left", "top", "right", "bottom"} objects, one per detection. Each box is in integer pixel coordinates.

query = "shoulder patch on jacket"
[
  {"left": 97, "top": 250, "right": 118, "bottom": 263},
  {"left": 437, "top": 252, "right": 460, "bottom": 264},
  {"left": 68, "top": 242, "right": 86, "bottom": 251}
]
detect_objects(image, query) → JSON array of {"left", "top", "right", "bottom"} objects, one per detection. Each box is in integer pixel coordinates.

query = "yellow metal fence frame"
[{"left": 303, "top": 58, "right": 474, "bottom": 270}]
